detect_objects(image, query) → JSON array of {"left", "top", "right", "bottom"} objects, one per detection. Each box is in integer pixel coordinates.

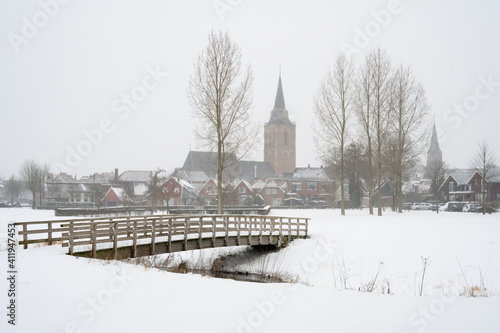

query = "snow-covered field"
[{"left": 1, "top": 208, "right": 500, "bottom": 333}]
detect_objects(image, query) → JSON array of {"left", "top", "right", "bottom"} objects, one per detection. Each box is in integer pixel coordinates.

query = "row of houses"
[
  {"left": 439, "top": 169, "right": 500, "bottom": 203},
  {"left": 101, "top": 166, "right": 335, "bottom": 208},
  {"left": 40, "top": 155, "right": 336, "bottom": 208}
]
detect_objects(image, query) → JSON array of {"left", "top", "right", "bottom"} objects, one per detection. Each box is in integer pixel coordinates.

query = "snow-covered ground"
[{"left": 1, "top": 208, "right": 500, "bottom": 332}]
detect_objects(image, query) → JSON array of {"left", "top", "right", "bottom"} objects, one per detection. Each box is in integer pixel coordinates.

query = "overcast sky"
[{"left": 1, "top": 0, "right": 499, "bottom": 179}]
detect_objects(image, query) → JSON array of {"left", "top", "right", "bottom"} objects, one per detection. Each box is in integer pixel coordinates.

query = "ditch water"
[{"left": 163, "top": 267, "right": 287, "bottom": 283}]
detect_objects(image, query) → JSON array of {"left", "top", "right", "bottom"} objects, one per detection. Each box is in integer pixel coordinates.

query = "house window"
[
  {"left": 308, "top": 183, "right": 316, "bottom": 190},
  {"left": 292, "top": 183, "right": 302, "bottom": 192},
  {"left": 266, "top": 189, "right": 271, "bottom": 195},
  {"left": 239, "top": 186, "right": 246, "bottom": 194},
  {"left": 272, "top": 188, "right": 277, "bottom": 195},
  {"left": 449, "top": 181, "right": 454, "bottom": 192},
  {"left": 174, "top": 187, "right": 180, "bottom": 193},
  {"left": 284, "top": 131, "right": 288, "bottom": 146}
]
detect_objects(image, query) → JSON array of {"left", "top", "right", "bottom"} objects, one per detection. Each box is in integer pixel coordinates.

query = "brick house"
[
  {"left": 439, "top": 171, "right": 475, "bottom": 202},
  {"left": 469, "top": 170, "right": 500, "bottom": 203},
  {"left": 198, "top": 179, "right": 220, "bottom": 206},
  {"left": 231, "top": 180, "right": 254, "bottom": 206},
  {"left": 258, "top": 181, "right": 285, "bottom": 206},
  {"left": 101, "top": 187, "right": 131, "bottom": 207},
  {"left": 286, "top": 167, "right": 335, "bottom": 206}
]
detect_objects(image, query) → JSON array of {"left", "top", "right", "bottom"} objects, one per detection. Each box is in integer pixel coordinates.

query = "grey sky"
[{"left": 1, "top": 0, "right": 499, "bottom": 178}]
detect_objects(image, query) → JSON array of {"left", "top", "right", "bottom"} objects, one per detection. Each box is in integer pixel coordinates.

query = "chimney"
[
  {"left": 114, "top": 168, "right": 119, "bottom": 181},
  {"left": 254, "top": 165, "right": 257, "bottom": 180}
]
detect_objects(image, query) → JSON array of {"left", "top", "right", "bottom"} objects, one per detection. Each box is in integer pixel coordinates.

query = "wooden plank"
[
  {"left": 198, "top": 217, "right": 203, "bottom": 249},
  {"left": 150, "top": 219, "right": 156, "bottom": 255},
  {"left": 113, "top": 222, "right": 118, "bottom": 260},
  {"left": 23, "top": 224, "right": 28, "bottom": 249},
  {"left": 91, "top": 222, "right": 97, "bottom": 259},
  {"left": 68, "top": 222, "right": 74, "bottom": 255},
  {"left": 212, "top": 216, "right": 216, "bottom": 247},
  {"left": 183, "top": 218, "right": 188, "bottom": 251},
  {"left": 168, "top": 219, "right": 172, "bottom": 253}
]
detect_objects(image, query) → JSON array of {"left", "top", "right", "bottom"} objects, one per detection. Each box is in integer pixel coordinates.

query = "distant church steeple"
[
  {"left": 426, "top": 122, "right": 443, "bottom": 169},
  {"left": 264, "top": 72, "right": 296, "bottom": 176}
]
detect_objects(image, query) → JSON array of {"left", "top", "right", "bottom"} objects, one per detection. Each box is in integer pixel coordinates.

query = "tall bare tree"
[
  {"left": 425, "top": 159, "right": 449, "bottom": 214},
  {"left": 370, "top": 48, "right": 393, "bottom": 216},
  {"left": 148, "top": 168, "right": 166, "bottom": 213},
  {"left": 355, "top": 53, "right": 377, "bottom": 214},
  {"left": 471, "top": 141, "right": 498, "bottom": 215},
  {"left": 19, "top": 160, "right": 49, "bottom": 209},
  {"left": 187, "top": 31, "right": 258, "bottom": 214},
  {"left": 4, "top": 174, "right": 22, "bottom": 205},
  {"left": 389, "top": 65, "right": 431, "bottom": 212},
  {"left": 314, "top": 52, "right": 356, "bottom": 215}
]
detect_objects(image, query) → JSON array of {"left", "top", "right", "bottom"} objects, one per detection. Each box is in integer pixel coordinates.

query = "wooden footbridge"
[{"left": 15, "top": 214, "right": 309, "bottom": 260}]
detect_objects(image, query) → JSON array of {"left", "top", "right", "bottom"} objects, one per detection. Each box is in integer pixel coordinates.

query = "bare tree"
[
  {"left": 355, "top": 54, "right": 377, "bottom": 214},
  {"left": 471, "top": 141, "right": 498, "bottom": 215},
  {"left": 148, "top": 168, "right": 166, "bottom": 212},
  {"left": 388, "top": 65, "right": 431, "bottom": 212},
  {"left": 425, "top": 159, "right": 449, "bottom": 214},
  {"left": 370, "top": 48, "right": 393, "bottom": 216},
  {"left": 4, "top": 174, "right": 22, "bottom": 205},
  {"left": 314, "top": 52, "right": 356, "bottom": 215},
  {"left": 187, "top": 30, "right": 258, "bottom": 214},
  {"left": 18, "top": 160, "right": 49, "bottom": 209}
]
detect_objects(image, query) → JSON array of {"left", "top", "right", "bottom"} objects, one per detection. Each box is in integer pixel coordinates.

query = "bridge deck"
[{"left": 15, "top": 214, "right": 309, "bottom": 260}]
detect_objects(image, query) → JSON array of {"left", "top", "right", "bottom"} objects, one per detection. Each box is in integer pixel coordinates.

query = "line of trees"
[
  {"left": 314, "top": 48, "right": 430, "bottom": 215},
  {"left": 1, "top": 159, "right": 50, "bottom": 209}
]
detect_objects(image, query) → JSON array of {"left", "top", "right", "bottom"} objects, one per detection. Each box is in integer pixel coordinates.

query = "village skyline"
[{"left": 1, "top": 0, "right": 499, "bottom": 179}]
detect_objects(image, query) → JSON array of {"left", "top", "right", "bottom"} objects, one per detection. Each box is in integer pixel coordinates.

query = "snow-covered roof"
[
  {"left": 287, "top": 167, "right": 331, "bottom": 182},
  {"left": 118, "top": 170, "right": 151, "bottom": 182},
  {"left": 450, "top": 172, "right": 474, "bottom": 185}
]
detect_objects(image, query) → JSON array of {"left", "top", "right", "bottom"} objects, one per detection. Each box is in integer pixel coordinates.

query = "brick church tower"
[{"left": 264, "top": 74, "right": 296, "bottom": 176}]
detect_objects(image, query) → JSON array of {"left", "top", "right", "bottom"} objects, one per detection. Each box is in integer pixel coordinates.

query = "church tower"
[
  {"left": 426, "top": 122, "right": 443, "bottom": 170},
  {"left": 264, "top": 74, "right": 296, "bottom": 176}
]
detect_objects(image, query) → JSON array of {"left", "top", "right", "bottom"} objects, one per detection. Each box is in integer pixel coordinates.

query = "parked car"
[
  {"left": 429, "top": 203, "right": 444, "bottom": 211},
  {"left": 411, "top": 203, "right": 432, "bottom": 210},
  {"left": 472, "top": 204, "right": 497, "bottom": 214},
  {"left": 403, "top": 202, "right": 413, "bottom": 210},
  {"left": 440, "top": 201, "right": 466, "bottom": 212},
  {"left": 463, "top": 203, "right": 480, "bottom": 212}
]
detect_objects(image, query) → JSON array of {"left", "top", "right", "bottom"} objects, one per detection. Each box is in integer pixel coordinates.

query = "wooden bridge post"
[
  {"left": 248, "top": 217, "right": 252, "bottom": 245},
  {"left": 269, "top": 218, "right": 274, "bottom": 244},
  {"left": 91, "top": 222, "right": 97, "bottom": 259},
  {"left": 132, "top": 220, "right": 137, "bottom": 258},
  {"left": 167, "top": 219, "right": 172, "bottom": 253},
  {"left": 47, "top": 222, "right": 53, "bottom": 246},
  {"left": 150, "top": 219, "right": 156, "bottom": 255},
  {"left": 211, "top": 216, "right": 216, "bottom": 247},
  {"left": 259, "top": 217, "right": 263, "bottom": 245},
  {"left": 288, "top": 218, "right": 292, "bottom": 240},
  {"left": 108, "top": 218, "right": 113, "bottom": 241},
  {"left": 68, "top": 221, "right": 74, "bottom": 255},
  {"left": 305, "top": 219, "right": 308, "bottom": 237},
  {"left": 183, "top": 218, "right": 188, "bottom": 251},
  {"left": 198, "top": 217, "right": 203, "bottom": 249},
  {"left": 296, "top": 218, "right": 300, "bottom": 237},
  {"left": 236, "top": 216, "right": 241, "bottom": 246},
  {"left": 23, "top": 224, "right": 28, "bottom": 249},
  {"left": 224, "top": 216, "right": 229, "bottom": 246},
  {"left": 279, "top": 217, "right": 283, "bottom": 244},
  {"left": 113, "top": 221, "right": 118, "bottom": 260}
]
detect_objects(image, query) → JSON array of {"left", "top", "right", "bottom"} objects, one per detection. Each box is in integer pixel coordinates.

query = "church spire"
[
  {"left": 273, "top": 72, "right": 286, "bottom": 111},
  {"left": 428, "top": 122, "right": 441, "bottom": 154},
  {"left": 267, "top": 72, "right": 292, "bottom": 126}
]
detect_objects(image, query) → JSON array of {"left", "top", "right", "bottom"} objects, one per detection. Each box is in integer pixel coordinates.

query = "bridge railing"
[{"left": 15, "top": 215, "right": 309, "bottom": 258}]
